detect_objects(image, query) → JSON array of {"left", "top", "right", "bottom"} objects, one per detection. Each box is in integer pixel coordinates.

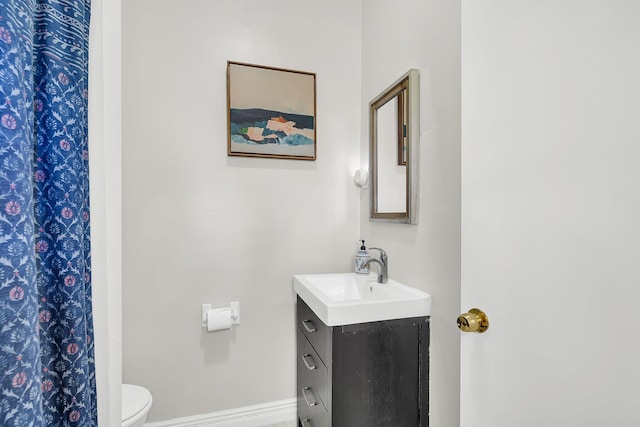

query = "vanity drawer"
[
  {"left": 297, "top": 328, "right": 328, "bottom": 409},
  {"left": 297, "top": 297, "right": 331, "bottom": 362},
  {"left": 301, "top": 397, "right": 329, "bottom": 427}
]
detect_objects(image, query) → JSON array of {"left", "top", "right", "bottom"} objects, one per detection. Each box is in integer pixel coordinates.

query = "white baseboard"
[{"left": 144, "top": 398, "right": 297, "bottom": 427}]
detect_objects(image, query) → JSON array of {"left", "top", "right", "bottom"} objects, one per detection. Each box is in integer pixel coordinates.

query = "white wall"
[
  {"left": 360, "top": 1, "right": 461, "bottom": 427},
  {"left": 361, "top": 0, "right": 460, "bottom": 427},
  {"left": 122, "top": 0, "right": 362, "bottom": 422},
  {"left": 89, "top": 0, "right": 121, "bottom": 425}
]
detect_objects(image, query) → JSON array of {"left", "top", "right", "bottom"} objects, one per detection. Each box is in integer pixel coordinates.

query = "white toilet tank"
[{"left": 122, "top": 384, "right": 153, "bottom": 427}]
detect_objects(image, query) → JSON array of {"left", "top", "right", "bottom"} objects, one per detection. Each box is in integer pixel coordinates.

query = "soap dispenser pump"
[{"left": 355, "top": 240, "right": 371, "bottom": 274}]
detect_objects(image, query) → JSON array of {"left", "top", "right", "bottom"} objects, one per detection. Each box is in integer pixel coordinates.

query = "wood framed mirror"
[{"left": 369, "top": 69, "right": 419, "bottom": 224}]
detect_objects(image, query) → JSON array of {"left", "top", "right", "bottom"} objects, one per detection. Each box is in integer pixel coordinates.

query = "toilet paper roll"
[{"left": 207, "top": 308, "right": 232, "bottom": 332}]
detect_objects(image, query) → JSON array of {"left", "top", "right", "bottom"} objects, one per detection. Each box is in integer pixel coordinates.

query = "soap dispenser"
[{"left": 355, "top": 240, "right": 370, "bottom": 274}]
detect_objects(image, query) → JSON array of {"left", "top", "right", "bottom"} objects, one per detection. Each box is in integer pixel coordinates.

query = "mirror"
[{"left": 369, "top": 69, "right": 419, "bottom": 224}]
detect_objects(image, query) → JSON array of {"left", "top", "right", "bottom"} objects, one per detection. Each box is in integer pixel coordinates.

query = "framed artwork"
[{"left": 227, "top": 61, "right": 317, "bottom": 160}]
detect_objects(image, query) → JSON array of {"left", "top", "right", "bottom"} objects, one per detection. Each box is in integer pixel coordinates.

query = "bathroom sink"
[{"left": 293, "top": 273, "right": 432, "bottom": 326}]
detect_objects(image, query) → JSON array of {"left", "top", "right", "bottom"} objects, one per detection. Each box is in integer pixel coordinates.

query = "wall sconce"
[{"left": 353, "top": 168, "right": 369, "bottom": 189}]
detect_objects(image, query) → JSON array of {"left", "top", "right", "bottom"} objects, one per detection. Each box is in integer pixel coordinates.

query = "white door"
[{"left": 461, "top": 2, "right": 640, "bottom": 426}]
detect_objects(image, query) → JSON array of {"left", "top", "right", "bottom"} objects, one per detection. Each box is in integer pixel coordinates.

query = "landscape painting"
[{"left": 227, "top": 61, "right": 316, "bottom": 160}]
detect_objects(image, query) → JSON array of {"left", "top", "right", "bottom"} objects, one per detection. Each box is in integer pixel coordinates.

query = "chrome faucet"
[
  {"left": 364, "top": 247, "right": 388, "bottom": 283},
  {"left": 364, "top": 259, "right": 387, "bottom": 284},
  {"left": 369, "top": 247, "right": 387, "bottom": 266}
]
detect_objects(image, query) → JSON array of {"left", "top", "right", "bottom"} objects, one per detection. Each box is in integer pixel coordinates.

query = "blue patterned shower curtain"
[{"left": 0, "top": 0, "right": 96, "bottom": 425}]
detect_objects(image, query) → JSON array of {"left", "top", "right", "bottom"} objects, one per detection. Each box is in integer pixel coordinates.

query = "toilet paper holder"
[{"left": 201, "top": 302, "right": 240, "bottom": 327}]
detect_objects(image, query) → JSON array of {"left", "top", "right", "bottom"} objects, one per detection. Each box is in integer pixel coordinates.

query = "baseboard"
[{"left": 144, "top": 398, "right": 297, "bottom": 427}]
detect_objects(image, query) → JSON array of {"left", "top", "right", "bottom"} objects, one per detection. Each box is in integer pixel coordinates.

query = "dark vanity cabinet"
[{"left": 296, "top": 296, "right": 429, "bottom": 427}]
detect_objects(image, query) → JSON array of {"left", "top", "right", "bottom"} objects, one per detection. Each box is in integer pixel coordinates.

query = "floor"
[{"left": 262, "top": 422, "right": 297, "bottom": 427}]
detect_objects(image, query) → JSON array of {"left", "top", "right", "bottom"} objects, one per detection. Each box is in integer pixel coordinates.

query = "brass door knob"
[{"left": 457, "top": 308, "right": 489, "bottom": 333}]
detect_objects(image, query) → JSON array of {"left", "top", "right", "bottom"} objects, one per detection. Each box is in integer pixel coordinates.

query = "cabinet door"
[{"left": 331, "top": 321, "right": 422, "bottom": 427}]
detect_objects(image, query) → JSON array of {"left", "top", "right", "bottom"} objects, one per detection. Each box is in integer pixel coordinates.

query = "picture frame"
[{"left": 227, "top": 61, "right": 317, "bottom": 160}]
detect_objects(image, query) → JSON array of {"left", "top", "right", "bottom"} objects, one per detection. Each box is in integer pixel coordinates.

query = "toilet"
[{"left": 122, "top": 384, "right": 153, "bottom": 427}]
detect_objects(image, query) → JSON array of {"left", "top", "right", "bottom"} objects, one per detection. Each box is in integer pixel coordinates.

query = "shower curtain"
[{"left": 0, "top": 0, "right": 96, "bottom": 425}]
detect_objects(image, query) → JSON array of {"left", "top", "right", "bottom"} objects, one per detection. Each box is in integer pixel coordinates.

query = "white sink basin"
[{"left": 293, "top": 273, "right": 432, "bottom": 326}]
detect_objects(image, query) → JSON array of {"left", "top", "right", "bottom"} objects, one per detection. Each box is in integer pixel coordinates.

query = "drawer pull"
[
  {"left": 300, "top": 419, "right": 312, "bottom": 427},
  {"left": 302, "top": 353, "right": 317, "bottom": 370},
  {"left": 302, "top": 387, "right": 318, "bottom": 407},
  {"left": 302, "top": 319, "right": 317, "bottom": 333}
]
